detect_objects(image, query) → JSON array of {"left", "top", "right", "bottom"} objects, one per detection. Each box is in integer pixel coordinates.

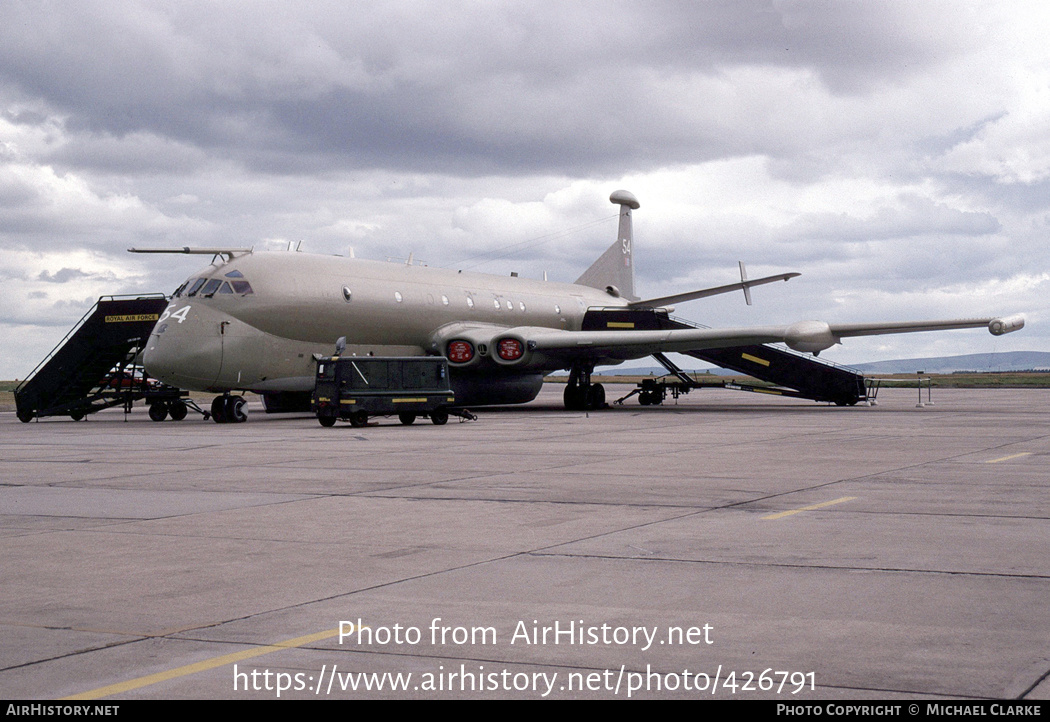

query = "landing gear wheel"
[
  {"left": 430, "top": 408, "right": 449, "bottom": 425},
  {"left": 168, "top": 400, "right": 188, "bottom": 421},
  {"left": 398, "top": 413, "right": 416, "bottom": 425},
  {"left": 349, "top": 410, "right": 368, "bottom": 428},
  {"left": 318, "top": 413, "right": 337, "bottom": 427},
  {"left": 225, "top": 396, "right": 248, "bottom": 423},
  {"left": 148, "top": 402, "right": 169, "bottom": 422},
  {"left": 17, "top": 410, "right": 33, "bottom": 423},
  {"left": 70, "top": 411, "right": 86, "bottom": 421},
  {"left": 211, "top": 396, "right": 228, "bottom": 424},
  {"left": 587, "top": 383, "right": 605, "bottom": 410},
  {"left": 563, "top": 384, "right": 584, "bottom": 411}
]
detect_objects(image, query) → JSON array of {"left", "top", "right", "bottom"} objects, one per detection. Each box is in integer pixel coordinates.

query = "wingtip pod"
[{"left": 989, "top": 314, "right": 1025, "bottom": 336}]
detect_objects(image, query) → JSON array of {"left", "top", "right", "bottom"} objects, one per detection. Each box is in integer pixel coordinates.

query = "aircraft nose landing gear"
[{"left": 211, "top": 395, "right": 248, "bottom": 423}]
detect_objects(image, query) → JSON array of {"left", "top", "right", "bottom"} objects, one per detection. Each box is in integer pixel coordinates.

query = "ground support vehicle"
[{"left": 313, "top": 356, "right": 472, "bottom": 427}]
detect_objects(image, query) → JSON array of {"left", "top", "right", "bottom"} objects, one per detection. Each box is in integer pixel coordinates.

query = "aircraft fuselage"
[{"left": 144, "top": 251, "right": 627, "bottom": 405}]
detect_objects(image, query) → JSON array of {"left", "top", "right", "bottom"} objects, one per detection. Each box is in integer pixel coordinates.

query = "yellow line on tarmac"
[
  {"left": 762, "top": 496, "right": 857, "bottom": 520},
  {"left": 62, "top": 628, "right": 340, "bottom": 700},
  {"left": 985, "top": 452, "right": 1032, "bottom": 464}
]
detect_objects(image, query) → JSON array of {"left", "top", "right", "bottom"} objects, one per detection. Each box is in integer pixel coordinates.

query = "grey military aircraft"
[{"left": 132, "top": 190, "right": 1025, "bottom": 422}]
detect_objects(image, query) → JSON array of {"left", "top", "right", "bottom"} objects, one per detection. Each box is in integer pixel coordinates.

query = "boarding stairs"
[
  {"left": 14, "top": 295, "right": 184, "bottom": 421},
  {"left": 582, "top": 307, "right": 869, "bottom": 406}
]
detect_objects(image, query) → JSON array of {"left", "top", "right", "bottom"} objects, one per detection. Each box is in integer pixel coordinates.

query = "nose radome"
[{"left": 143, "top": 305, "right": 225, "bottom": 391}]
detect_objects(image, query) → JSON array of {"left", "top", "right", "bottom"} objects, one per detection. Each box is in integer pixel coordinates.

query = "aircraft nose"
[{"left": 143, "top": 304, "right": 225, "bottom": 391}]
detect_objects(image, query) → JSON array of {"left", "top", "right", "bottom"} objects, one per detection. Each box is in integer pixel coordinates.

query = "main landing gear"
[
  {"left": 210, "top": 395, "right": 248, "bottom": 424},
  {"left": 563, "top": 364, "right": 606, "bottom": 411}
]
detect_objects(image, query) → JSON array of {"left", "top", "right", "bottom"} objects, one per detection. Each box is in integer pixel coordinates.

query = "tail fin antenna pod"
[{"left": 575, "top": 190, "right": 639, "bottom": 301}]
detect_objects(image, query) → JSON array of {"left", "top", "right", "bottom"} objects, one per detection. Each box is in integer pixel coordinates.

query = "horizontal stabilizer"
[
  {"left": 129, "top": 247, "right": 253, "bottom": 261},
  {"left": 631, "top": 271, "right": 800, "bottom": 308}
]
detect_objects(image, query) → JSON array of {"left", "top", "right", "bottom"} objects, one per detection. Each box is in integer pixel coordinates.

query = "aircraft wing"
[{"left": 462, "top": 314, "right": 1025, "bottom": 367}]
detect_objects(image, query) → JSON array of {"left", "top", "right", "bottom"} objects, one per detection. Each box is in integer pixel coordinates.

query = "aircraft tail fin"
[{"left": 575, "top": 190, "right": 639, "bottom": 301}]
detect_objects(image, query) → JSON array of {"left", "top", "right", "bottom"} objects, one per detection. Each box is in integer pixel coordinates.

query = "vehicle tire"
[
  {"left": 398, "top": 413, "right": 416, "bottom": 425},
  {"left": 168, "top": 400, "right": 188, "bottom": 421},
  {"left": 349, "top": 410, "right": 368, "bottom": 428},
  {"left": 430, "top": 408, "right": 449, "bottom": 425},
  {"left": 318, "top": 413, "right": 337, "bottom": 427},
  {"left": 211, "top": 396, "right": 228, "bottom": 424},
  {"left": 226, "top": 396, "right": 248, "bottom": 423},
  {"left": 148, "top": 402, "right": 169, "bottom": 422}
]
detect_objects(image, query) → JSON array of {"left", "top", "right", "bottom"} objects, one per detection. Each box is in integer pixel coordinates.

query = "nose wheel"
[{"left": 211, "top": 395, "right": 248, "bottom": 423}]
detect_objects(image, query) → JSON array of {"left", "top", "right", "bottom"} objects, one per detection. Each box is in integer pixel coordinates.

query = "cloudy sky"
[{"left": 2, "top": 1, "right": 1047, "bottom": 379}]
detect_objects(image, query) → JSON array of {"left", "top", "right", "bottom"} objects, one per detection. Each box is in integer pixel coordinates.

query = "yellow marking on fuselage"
[
  {"left": 62, "top": 628, "right": 341, "bottom": 700},
  {"left": 985, "top": 452, "right": 1032, "bottom": 463},
  {"left": 607, "top": 321, "right": 635, "bottom": 328},
  {"left": 762, "top": 496, "right": 857, "bottom": 520},
  {"left": 339, "top": 399, "right": 356, "bottom": 404},
  {"left": 741, "top": 352, "right": 771, "bottom": 367},
  {"left": 751, "top": 387, "right": 782, "bottom": 395},
  {"left": 392, "top": 397, "right": 428, "bottom": 403}
]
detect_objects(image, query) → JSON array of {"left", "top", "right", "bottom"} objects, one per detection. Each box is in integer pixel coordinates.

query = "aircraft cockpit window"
[
  {"left": 218, "top": 282, "right": 234, "bottom": 294},
  {"left": 225, "top": 270, "right": 245, "bottom": 278},
  {"left": 200, "top": 279, "right": 223, "bottom": 296},
  {"left": 186, "top": 278, "right": 207, "bottom": 296},
  {"left": 173, "top": 281, "right": 188, "bottom": 298},
  {"left": 231, "top": 280, "right": 253, "bottom": 294}
]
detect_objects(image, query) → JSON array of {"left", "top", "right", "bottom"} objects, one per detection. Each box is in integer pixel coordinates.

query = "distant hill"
[
  {"left": 588, "top": 351, "right": 1050, "bottom": 377},
  {"left": 850, "top": 351, "right": 1050, "bottom": 374}
]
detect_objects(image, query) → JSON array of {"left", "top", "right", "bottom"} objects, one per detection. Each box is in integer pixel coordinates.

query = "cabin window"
[
  {"left": 441, "top": 295, "right": 449, "bottom": 306},
  {"left": 554, "top": 304, "right": 561, "bottom": 314},
  {"left": 394, "top": 291, "right": 403, "bottom": 303},
  {"left": 493, "top": 298, "right": 501, "bottom": 310},
  {"left": 342, "top": 286, "right": 352, "bottom": 302},
  {"left": 505, "top": 300, "right": 513, "bottom": 310},
  {"left": 466, "top": 296, "right": 474, "bottom": 309},
  {"left": 519, "top": 301, "right": 526, "bottom": 312}
]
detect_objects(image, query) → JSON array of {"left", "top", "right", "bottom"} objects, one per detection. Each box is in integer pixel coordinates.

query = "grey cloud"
[
  {"left": 37, "top": 268, "right": 91, "bottom": 283},
  {"left": 0, "top": 1, "right": 984, "bottom": 177}
]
